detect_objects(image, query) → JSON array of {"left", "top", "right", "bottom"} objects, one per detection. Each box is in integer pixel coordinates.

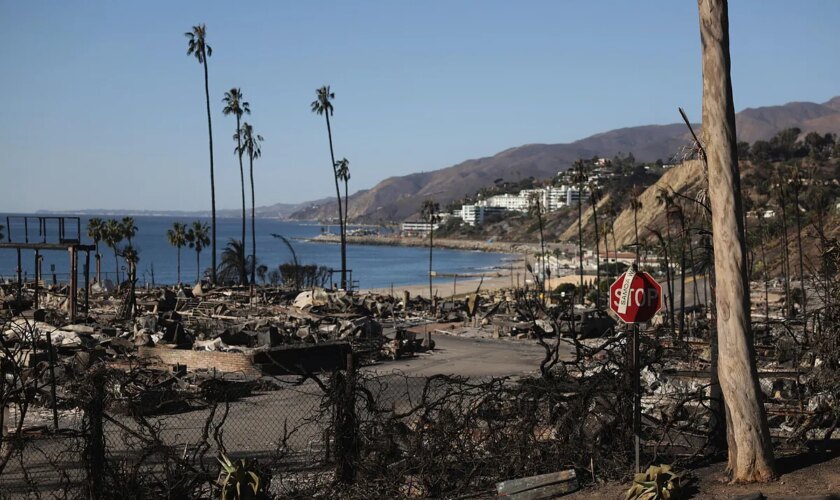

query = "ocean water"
[{"left": 0, "top": 215, "right": 509, "bottom": 290}]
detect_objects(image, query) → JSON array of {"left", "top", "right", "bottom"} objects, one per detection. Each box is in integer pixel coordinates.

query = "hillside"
[
  {"left": 610, "top": 160, "right": 707, "bottom": 248},
  {"left": 290, "top": 96, "right": 840, "bottom": 223}
]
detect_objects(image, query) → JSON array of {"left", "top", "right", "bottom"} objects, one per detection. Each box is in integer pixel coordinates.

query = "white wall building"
[{"left": 400, "top": 221, "right": 439, "bottom": 236}]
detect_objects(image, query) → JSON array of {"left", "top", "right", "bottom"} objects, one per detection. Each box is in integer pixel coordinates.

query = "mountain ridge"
[{"left": 290, "top": 96, "right": 840, "bottom": 223}]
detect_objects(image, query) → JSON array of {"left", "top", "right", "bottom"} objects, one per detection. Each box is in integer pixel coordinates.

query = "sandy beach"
[{"left": 360, "top": 251, "right": 598, "bottom": 298}]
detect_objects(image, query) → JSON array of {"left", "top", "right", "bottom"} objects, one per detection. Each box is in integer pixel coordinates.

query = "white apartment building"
[
  {"left": 400, "top": 221, "right": 439, "bottom": 236},
  {"left": 483, "top": 193, "right": 531, "bottom": 212}
]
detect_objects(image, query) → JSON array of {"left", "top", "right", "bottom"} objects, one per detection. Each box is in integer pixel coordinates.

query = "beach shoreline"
[{"left": 309, "top": 233, "right": 539, "bottom": 254}]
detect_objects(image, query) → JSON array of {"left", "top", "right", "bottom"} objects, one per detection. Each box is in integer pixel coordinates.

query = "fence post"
[
  {"left": 85, "top": 368, "right": 106, "bottom": 499},
  {"left": 335, "top": 351, "right": 357, "bottom": 485}
]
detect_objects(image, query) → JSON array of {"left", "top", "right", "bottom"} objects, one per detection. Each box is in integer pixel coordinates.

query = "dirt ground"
[{"left": 567, "top": 447, "right": 840, "bottom": 499}]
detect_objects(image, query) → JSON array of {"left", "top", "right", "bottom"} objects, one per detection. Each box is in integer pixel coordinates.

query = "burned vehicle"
[{"left": 556, "top": 308, "right": 617, "bottom": 339}]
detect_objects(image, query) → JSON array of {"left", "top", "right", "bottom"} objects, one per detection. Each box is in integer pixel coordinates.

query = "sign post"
[{"left": 609, "top": 268, "right": 662, "bottom": 473}]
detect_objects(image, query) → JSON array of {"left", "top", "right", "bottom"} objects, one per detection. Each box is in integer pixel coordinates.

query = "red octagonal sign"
[{"left": 609, "top": 271, "right": 663, "bottom": 324}]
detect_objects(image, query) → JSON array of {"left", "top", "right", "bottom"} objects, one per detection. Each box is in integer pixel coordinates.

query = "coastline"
[{"left": 309, "top": 233, "right": 538, "bottom": 254}]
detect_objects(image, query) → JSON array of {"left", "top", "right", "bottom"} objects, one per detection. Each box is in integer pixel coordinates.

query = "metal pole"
[
  {"left": 16, "top": 248, "right": 22, "bottom": 303},
  {"left": 633, "top": 322, "right": 641, "bottom": 473},
  {"left": 34, "top": 250, "right": 40, "bottom": 309},
  {"left": 68, "top": 247, "right": 78, "bottom": 322},
  {"left": 45, "top": 331, "right": 59, "bottom": 431},
  {"left": 84, "top": 251, "right": 91, "bottom": 313}
]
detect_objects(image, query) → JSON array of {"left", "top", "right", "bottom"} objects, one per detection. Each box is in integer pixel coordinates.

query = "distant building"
[
  {"left": 401, "top": 221, "right": 439, "bottom": 236},
  {"left": 483, "top": 193, "right": 530, "bottom": 212}
]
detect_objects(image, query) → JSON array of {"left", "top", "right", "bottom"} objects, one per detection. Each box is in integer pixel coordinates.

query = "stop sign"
[{"left": 609, "top": 271, "right": 662, "bottom": 323}]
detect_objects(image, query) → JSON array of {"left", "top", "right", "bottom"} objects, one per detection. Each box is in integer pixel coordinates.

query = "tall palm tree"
[
  {"left": 655, "top": 188, "right": 677, "bottom": 330},
  {"left": 121, "top": 217, "right": 137, "bottom": 246},
  {"left": 185, "top": 221, "right": 210, "bottom": 283},
  {"left": 235, "top": 122, "right": 263, "bottom": 287},
  {"left": 421, "top": 200, "right": 441, "bottom": 310},
  {"left": 185, "top": 24, "right": 217, "bottom": 285},
  {"left": 311, "top": 85, "right": 346, "bottom": 289},
  {"left": 86, "top": 217, "right": 104, "bottom": 283},
  {"left": 335, "top": 158, "right": 351, "bottom": 233},
  {"left": 166, "top": 222, "right": 188, "bottom": 285},
  {"left": 223, "top": 87, "right": 251, "bottom": 266},
  {"left": 102, "top": 219, "right": 124, "bottom": 284}
]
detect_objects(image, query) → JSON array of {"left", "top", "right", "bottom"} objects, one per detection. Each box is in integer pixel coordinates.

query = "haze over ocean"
[{"left": 0, "top": 216, "right": 508, "bottom": 290}]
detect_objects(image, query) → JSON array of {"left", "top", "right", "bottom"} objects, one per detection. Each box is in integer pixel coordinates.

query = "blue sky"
[{"left": 1, "top": 1, "right": 838, "bottom": 213}]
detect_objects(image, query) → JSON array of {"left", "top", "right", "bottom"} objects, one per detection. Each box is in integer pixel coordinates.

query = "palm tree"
[
  {"left": 102, "top": 219, "right": 124, "bottom": 284},
  {"left": 421, "top": 200, "right": 441, "bottom": 310},
  {"left": 185, "top": 221, "right": 210, "bottom": 283},
  {"left": 256, "top": 264, "right": 268, "bottom": 284},
  {"left": 86, "top": 217, "right": 104, "bottom": 283},
  {"left": 223, "top": 87, "right": 251, "bottom": 265},
  {"left": 166, "top": 222, "right": 188, "bottom": 285},
  {"left": 185, "top": 24, "right": 217, "bottom": 285},
  {"left": 311, "top": 85, "right": 346, "bottom": 289},
  {"left": 0, "top": 224, "right": 3, "bottom": 240},
  {"left": 121, "top": 217, "right": 137, "bottom": 246},
  {"left": 235, "top": 122, "right": 263, "bottom": 287},
  {"left": 217, "top": 239, "right": 248, "bottom": 285},
  {"left": 335, "top": 158, "right": 351, "bottom": 233}
]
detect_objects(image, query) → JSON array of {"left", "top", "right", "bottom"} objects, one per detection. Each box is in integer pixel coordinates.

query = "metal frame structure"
[{"left": 2, "top": 216, "right": 95, "bottom": 320}]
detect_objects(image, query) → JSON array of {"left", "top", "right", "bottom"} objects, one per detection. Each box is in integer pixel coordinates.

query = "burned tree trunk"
[{"left": 698, "top": 0, "right": 775, "bottom": 481}]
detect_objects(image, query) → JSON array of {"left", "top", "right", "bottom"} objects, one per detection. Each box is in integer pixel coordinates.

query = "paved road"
[{"left": 369, "top": 332, "right": 562, "bottom": 378}]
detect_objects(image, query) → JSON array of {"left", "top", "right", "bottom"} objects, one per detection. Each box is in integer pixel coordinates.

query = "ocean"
[{"left": 0, "top": 215, "right": 509, "bottom": 290}]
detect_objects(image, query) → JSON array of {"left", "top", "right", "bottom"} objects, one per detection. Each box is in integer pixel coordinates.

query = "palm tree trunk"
[
  {"left": 603, "top": 228, "right": 611, "bottom": 283},
  {"left": 665, "top": 215, "right": 676, "bottom": 331},
  {"left": 698, "top": 0, "right": 775, "bottom": 480},
  {"left": 236, "top": 116, "right": 247, "bottom": 284},
  {"left": 177, "top": 246, "right": 181, "bottom": 285},
  {"left": 196, "top": 251, "right": 201, "bottom": 283},
  {"left": 633, "top": 207, "right": 639, "bottom": 247},
  {"left": 577, "top": 187, "right": 584, "bottom": 305},
  {"left": 611, "top": 226, "right": 618, "bottom": 276},
  {"left": 429, "top": 227, "right": 434, "bottom": 311},
  {"left": 325, "top": 113, "right": 346, "bottom": 289},
  {"left": 202, "top": 53, "right": 217, "bottom": 285},
  {"left": 760, "top": 229, "right": 769, "bottom": 325},
  {"left": 593, "top": 205, "right": 601, "bottom": 307},
  {"left": 95, "top": 241, "right": 101, "bottom": 284},
  {"left": 344, "top": 178, "right": 349, "bottom": 236},
  {"left": 113, "top": 248, "right": 120, "bottom": 284},
  {"left": 689, "top": 231, "right": 700, "bottom": 308},
  {"left": 250, "top": 153, "right": 256, "bottom": 287}
]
